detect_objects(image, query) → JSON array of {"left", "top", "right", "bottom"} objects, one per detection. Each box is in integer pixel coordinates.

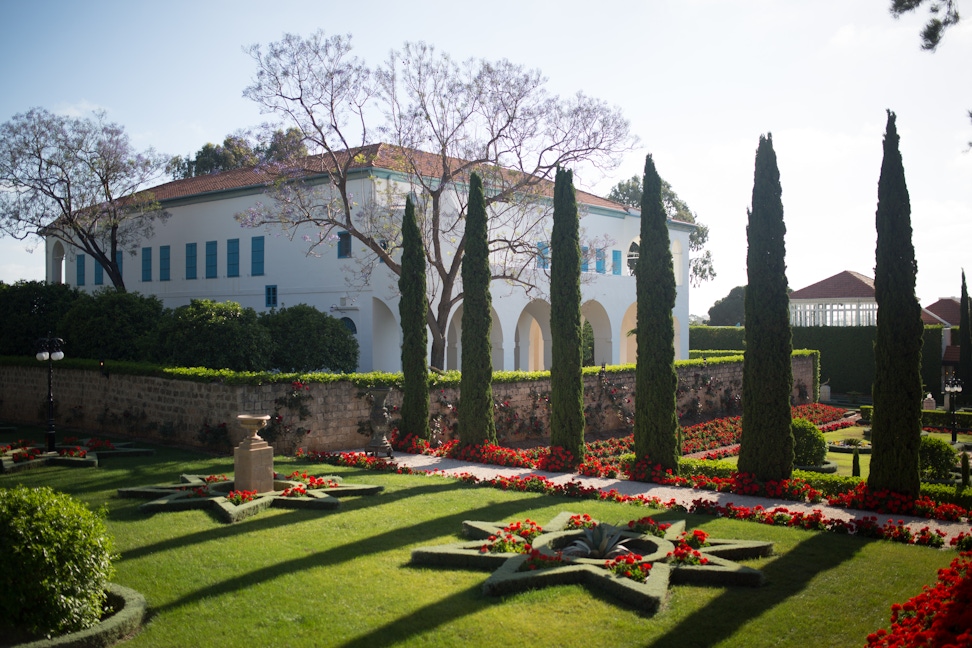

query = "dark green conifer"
[
  {"left": 633, "top": 154, "right": 680, "bottom": 472},
  {"left": 738, "top": 134, "right": 794, "bottom": 481},
  {"left": 868, "top": 111, "right": 923, "bottom": 497},
  {"left": 398, "top": 195, "right": 430, "bottom": 440},
  {"left": 959, "top": 270, "right": 971, "bottom": 402},
  {"left": 549, "top": 167, "right": 585, "bottom": 463},
  {"left": 457, "top": 173, "right": 496, "bottom": 445}
]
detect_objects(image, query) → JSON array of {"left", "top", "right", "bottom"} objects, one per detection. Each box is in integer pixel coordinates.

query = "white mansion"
[{"left": 45, "top": 144, "right": 694, "bottom": 373}]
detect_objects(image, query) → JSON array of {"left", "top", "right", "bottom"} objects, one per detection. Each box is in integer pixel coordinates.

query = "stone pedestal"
[{"left": 235, "top": 415, "right": 273, "bottom": 493}]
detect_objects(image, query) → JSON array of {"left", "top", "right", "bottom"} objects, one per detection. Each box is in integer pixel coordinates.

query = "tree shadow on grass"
[
  {"left": 645, "top": 531, "right": 868, "bottom": 647},
  {"left": 148, "top": 497, "right": 534, "bottom": 617},
  {"left": 119, "top": 478, "right": 475, "bottom": 561},
  {"left": 336, "top": 583, "right": 485, "bottom": 648}
]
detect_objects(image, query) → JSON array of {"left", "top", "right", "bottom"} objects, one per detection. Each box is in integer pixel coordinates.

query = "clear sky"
[{"left": 1, "top": 0, "right": 969, "bottom": 317}]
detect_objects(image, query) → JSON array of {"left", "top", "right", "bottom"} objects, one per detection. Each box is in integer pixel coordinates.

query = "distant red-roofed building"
[
  {"left": 788, "top": 270, "right": 878, "bottom": 326},
  {"left": 922, "top": 297, "right": 961, "bottom": 326}
]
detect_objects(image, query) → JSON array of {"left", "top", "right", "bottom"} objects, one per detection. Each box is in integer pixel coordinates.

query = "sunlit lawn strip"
[{"left": 0, "top": 440, "right": 960, "bottom": 648}]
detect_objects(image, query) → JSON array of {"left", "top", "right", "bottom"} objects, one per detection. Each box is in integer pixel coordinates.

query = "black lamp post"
[
  {"left": 945, "top": 376, "right": 963, "bottom": 445},
  {"left": 36, "top": 333, "right": 65, "bottom": 453}
]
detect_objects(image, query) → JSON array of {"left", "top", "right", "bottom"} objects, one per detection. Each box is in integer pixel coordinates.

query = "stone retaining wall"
[{"left": 0, "top": 355, "right": 815, "bottom": 454}]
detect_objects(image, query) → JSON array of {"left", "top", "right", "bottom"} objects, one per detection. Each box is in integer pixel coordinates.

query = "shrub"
[
  {"left": 157, "top": 299, "right": 271, "bottom": 371},
  {"left": 918, "top": 435, "right": 957, "bottom": 481},
  {"left": 0, "top": 486, "right": 116, "bottom": 637},
  {"left": 792, "top": 417, "right": 827, "bottom": 467},
  {"left": 0, "top": 280, "right": 80, "bottom": 356},
  {"left": 58, "top": 289, "right": 164, "bottom": 361},
  {"left": 259, "top": 304, "right": 358, "bottom": 373}
]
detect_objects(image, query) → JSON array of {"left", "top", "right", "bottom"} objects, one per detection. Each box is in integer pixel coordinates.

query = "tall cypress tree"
[
  {"left": 633, "top": 154, "right": 680, "bottom": 472},
  {"left": 738, "top": 134, "right": 794, "bottom": 482},
  {"left": 457, "top": 173, "right": 496, "bottom": 445},
  {"left": 398, "top": 195, "right": 430, "bottom": 440},
  {"left": 959, "top": 270, "right": 971, "bottom": 403},
  {"left": 549, "top": 167, "right": 585, "bottom": 463},
  {"left": 868, "top": 111, "right": 924, "bottom": 497}
]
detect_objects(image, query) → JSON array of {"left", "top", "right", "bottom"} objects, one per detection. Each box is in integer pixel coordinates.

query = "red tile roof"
[
  {"left": 789, "top": 270, "right": 875, "bottom": 300},
  {"left": 943, "top": 345, "right": 960, "bottom": 365},
  {"left": 923, "top": 297, "right": 961, "bottom": 326},
  {"left": 147, "top": 142, "right": 626, "bottom": 211}
]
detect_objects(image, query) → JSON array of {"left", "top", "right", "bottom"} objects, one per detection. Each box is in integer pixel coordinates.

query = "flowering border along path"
[
  {"left": 117, "top": 471, "right": 383, "bottom": 524},
  {"left": 0, "top": 437, "right": 155, "bottom": 474},
  {"left": 411, "top": 511, "right": 772, "bottom": 615},
  {"left": 300, "top": 450, "right": 972, "bottom": 551}
]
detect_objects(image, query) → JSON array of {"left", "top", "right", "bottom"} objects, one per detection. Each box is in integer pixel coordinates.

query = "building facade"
[
  {"left": 45, "top": 145, "right": 694, "bottom": 373},
  {"left": 788, "top": 270, "right": 878, "bottom": 327}
]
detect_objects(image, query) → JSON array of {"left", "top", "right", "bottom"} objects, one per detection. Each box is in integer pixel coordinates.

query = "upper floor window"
[
  {"left": 227, "top": 238, "right": 239, "bottom": 278},
  {"left": 160, "top": 246, "right": 170, "bottom": 281},
  {"left": 612, "top": 250, "right": 622, "bottom": 276},
  {"left": 337, "top": 232, "right": 351, "bottom": 259},
  {"left": 76, "top": 254, "right": 86, "bottom": 286},
  {"left": 595, "top": 248, "right": 606, "bottom": 274},
  {"left": 205, "top": 241, "right": 217, "bottom": 279},
  {"left": 186, "top": 243, "right": 197, "bottom": 280},
  {"left": 141, "top": 247, "right": 152, "bottom": 282},
  {"left": 251, "top": 236, "right": 265, "bottom": 276},
  {"left": 536, "top": 241, "right": 550, "bottom": 270}
]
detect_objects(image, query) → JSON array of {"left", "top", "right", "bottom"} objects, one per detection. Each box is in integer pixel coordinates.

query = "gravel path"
[{"left": 388, "top": 452, "right": 972, "bottom": 545}]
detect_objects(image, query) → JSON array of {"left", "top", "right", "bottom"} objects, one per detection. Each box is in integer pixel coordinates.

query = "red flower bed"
[
  {"left": 867, "top": 552, "right": 972, "bottom": 647},
  {"left": 827, "top": 482, "right": 969, "bottom": 522}
]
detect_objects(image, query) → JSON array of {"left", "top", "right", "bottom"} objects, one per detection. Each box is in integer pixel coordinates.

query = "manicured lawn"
[{"left": 0, "top": 426, "right": 961, "bottom": 647}]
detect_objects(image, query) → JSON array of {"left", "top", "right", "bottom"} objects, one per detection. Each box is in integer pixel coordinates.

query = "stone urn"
[{"left": 235, "top": 414, "right": 273, "bottom": 493}]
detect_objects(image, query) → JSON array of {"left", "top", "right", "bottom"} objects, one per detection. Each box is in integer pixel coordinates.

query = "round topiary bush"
[
  {"left": 0, "top": 486, "right": 116, "bottom": 638},
  {"left": 792, "top": 417, "right": 827, "bottom": 467},
  {"left": 918, "top": 436, "right": 958, "bottom": 481}
]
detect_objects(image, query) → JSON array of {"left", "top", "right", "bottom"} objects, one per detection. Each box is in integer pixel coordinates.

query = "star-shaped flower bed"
[
  {"left": 117, "top": 470, "right": 383, "bottom": 523},
  {"left": 0, "top": 438, "right": 154, "bottom": 474},
  {"left": 411, "top": 512, "right": 773, "bottom": 615}
]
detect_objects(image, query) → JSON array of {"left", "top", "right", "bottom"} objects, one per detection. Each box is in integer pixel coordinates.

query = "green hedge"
[
  {"left": 859, "top": 405, "right": 972, "bottom": 429},
  {"left": 679, "top": 459, "right": 972, "bottom": 508},
  {"left": 691, "top": 325, "right": 944, "bottom": 400}
]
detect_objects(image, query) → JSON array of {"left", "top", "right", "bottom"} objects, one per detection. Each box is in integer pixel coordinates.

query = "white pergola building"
[{"left": 788, "top": 270, "right": 878, "bottom": 327}]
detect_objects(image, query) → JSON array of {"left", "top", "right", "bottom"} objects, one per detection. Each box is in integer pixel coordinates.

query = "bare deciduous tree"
[
  {"left": 239, "top": 31, "right": 635, "bottom": 368},
  {"left": 0, "top": 108, "right": 169, "bottom": 291}
]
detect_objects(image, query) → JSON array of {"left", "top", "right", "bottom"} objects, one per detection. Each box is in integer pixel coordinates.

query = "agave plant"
[{"left": 562, "top": 524, "right": 632, "bottom": 559}]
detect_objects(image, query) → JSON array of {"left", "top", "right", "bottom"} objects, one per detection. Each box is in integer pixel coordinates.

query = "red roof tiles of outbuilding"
[
  {"left": 788, "top": 270, "right": 875, "bottom": 300},
  {"left": 923, "top": 297, "right": 961, "bottom": 326}
]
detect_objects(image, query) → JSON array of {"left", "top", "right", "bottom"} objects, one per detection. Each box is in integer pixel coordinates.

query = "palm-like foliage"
[{"left": 562, "top": 525, "right": 632, "bottom": 559}]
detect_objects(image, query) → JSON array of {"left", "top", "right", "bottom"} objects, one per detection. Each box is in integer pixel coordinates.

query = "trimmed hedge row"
[
  {"left": 858, "top": 405, "right": 972, "bottom": 430},
  {"left": 679, "top": 457, "right": 972, "bottom": 509},
  {"left": 690, "top": 325, "right": 945, "bottom": 400}
]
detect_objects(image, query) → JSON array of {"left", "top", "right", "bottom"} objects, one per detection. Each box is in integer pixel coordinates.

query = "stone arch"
[
  {"left": 620, "top": 302, "right": 638, "bottom": 364},
  {"left": 51, "top": 241, "right": 65, "bottom": 284},
  {"left": 580, "top": 299, "right": 612, "bottom": 367},
  {"left": 514, "top": 299, "right": 552, "bottom": 371},
  {"left": 445, "top": 304, "right": 505, "bottom": 372},
  {"left": 626, "top": 238, "right": 639, "bottom": 276},
  {"left": 371, "top": 298, "right": 400, "bottom": 372}
]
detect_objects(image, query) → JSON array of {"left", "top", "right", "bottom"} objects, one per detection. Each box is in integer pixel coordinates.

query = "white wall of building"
[{"left": 51, "top": 171, "right": 693, "bottom": 373}]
